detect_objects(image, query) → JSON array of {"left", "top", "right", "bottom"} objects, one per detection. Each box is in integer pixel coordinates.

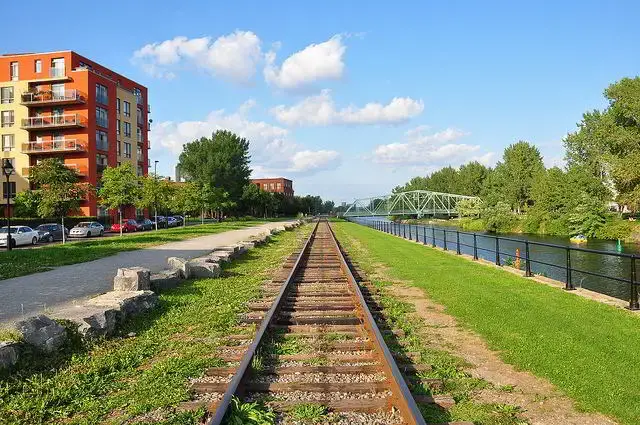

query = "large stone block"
[
  {"left": 53, "top": 305, "right": 119, "bottom": 338},
  {"left": 211, "top": 251, "right": 232, "bottom": 263},
  {"left": 167, "top": 257, "right": 191, "bottom": 279},
  {"left": 15, "top": 315, "right": 67, "bottom": 352},
  {"left": 150, "top": 269, "right": 183, "bottom": 291},
  {"left": 0, "top": 341, "right": 19, "bottom": 369},
  {"left": 113, "top": 267, "right": 151, "bottom": 291},
  {"left": 241, "top": 241, "right": 256, "bottom": 250},
  {"left": 188, "top": 259, "right": 222, "bottom": 278},
  {"left": 87, "top": 290, "right": 158, "bottom": 322}
]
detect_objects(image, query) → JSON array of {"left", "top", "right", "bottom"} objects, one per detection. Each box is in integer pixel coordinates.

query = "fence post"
[
  {"left": 415, "top": 225, "right": 419, "bottom": 242},
  {"left": 495, "top": 237, "right": 500, "bottom": 266},
  {"left": 443, "top": 229, "right": 448, "bottom": 251},
  {"left": 456, "top": 230, "right": 461, "bottom": 255},
  {"left": 423, "top": 226, "right": 426, "bottom": 245},
  {"left": 525, "top": 241, "right": 532, "bottom": 277},
  {"left": 564, "top": 247, "right": 575, "bottom": 290},
  {"left": 473, "top": 233, "right": 478, "bottom": 260},
  {"left": 432, "top": 226, "right": 436, "bottom": 247},
  {"left": 403, "top": 224, "right": 407, "bottom": 239},
  {"left": 630, "top": 256, "right": 639, "bottom": 310}
]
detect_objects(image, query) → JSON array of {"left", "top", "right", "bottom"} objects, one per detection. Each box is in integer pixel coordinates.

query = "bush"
[
  {"left": 595, "top": 216, "right": 633, "bottom": 240},
  {"left": 481, "top": 202, "right": 516, "bottom": 233}
]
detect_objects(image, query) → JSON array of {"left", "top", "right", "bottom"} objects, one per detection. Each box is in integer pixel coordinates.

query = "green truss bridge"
[{"left": 343, "top": 190, "right": 480, "bottom": 218}]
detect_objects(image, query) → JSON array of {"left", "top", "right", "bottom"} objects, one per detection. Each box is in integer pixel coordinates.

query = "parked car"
[
  {"left": 171, "top": 215, "right": 185, "bottom": 226},
  {"left": 0, "top": 226, "right": 39, "bottom": 247},
  {"left": 153, "top": 216, "right": 167, "bottom": 229},
  {"left": 35, "top": 223, "right": 69, "bottom": 242},
  {"left": 111, "top": 219, "right": 138, "bottom": 233},
  {"left": 135, "top": 218, "right": 154, "bottom": 231},
  {"left": 69, "top": 222, "right": 104, "bottom": 238},
  {"left": 167, "top": 216, "right": 179, "bottom": 227}
]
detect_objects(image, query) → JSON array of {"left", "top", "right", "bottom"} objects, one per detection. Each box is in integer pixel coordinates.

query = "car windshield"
[
  {"left": 37, "top": 225, "right": 53, "bottom": 231},
  {"left": 0, "top": 228, "right": 16, "bottom": 234},
  {"left": 76, "top": 222, "right": 91, "bottom": 228},
  {"left": 136, "top": 219, "right": 146, "bottom": 224}
]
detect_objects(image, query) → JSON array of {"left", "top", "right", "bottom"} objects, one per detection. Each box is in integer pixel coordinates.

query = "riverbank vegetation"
[
  {"left": 334, "top": 222, "right": 640, "bottom": 425},
  {"left": 0, "top": 226, "right": 306, "bottom": 424},
  {"left": 393, "top": 77, "right": 640, "bottom": 241}
]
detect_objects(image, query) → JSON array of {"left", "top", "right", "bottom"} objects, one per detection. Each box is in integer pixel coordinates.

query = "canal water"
[{"left": 351, "top": 217, "right": 639, "bottom": 302}]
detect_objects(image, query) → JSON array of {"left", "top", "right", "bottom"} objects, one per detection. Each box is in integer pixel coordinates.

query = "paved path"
[{"left": 0, "top": 221, "right": 293, "bottom": 326}]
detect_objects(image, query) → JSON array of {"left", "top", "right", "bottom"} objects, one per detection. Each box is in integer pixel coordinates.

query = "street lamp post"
[
  {"left": 2, "top": 159, "right": 15, "bottom": 251},
  {"left": 154, "top": 160, "right": 159, "bottom": 231}
]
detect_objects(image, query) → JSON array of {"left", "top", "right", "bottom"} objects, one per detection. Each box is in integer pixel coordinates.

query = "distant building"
[{"left": 251, "top": 177, "right": 294, "bottom": 197}]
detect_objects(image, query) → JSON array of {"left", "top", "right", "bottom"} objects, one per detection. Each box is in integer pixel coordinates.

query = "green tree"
[
  {"left": 457, "top": 161, "right": 490, "bottom": 196},
  {"left": 457, "top": 198, "right": 483, "bottom": 217},
  {"left": 13, "top": 190, "right": 41, "bottom": 217},
  {"left": 138, "top": 176, "right": 173, "bottom": 230},
  {"left": 499, "top": 141, "right": 544, "bottom": 213},
  {"left": 177, "top": 130, "right": 251, "bottom": 203},
  {"left": 481, "top": 201, "right": 516, "bottom": 233},
  {"left": 169, "top": 182, "right": 200, "bottom": 227},
  {"left": 29, "top": 158, "right": 92, "bottom": 243},
  {"left": 568, "top": 193, "right": 607, "bottom": 237},
  {"left": 98, "top": 163, "right": 140, "bottom": 236}
]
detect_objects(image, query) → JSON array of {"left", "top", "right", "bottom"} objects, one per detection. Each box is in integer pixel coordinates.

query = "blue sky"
[{"left": 4, "top": 1, "right": 640, "bottom": 203}]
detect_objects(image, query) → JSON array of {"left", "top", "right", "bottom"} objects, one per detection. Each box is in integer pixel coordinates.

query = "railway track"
[{"left": 189, "top": 220, "right": 471, "bottom": 424}]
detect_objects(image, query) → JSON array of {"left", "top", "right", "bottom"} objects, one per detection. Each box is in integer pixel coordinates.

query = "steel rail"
[
  {"left": 207, "top": 220, "right": 320, "bottom": 425},
  {"left": 325, "top": 221, "right": 427, "bottom": 425}
]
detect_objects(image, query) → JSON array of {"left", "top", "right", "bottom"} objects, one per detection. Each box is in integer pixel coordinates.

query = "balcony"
[
  {"left": 23, "top": 163, "right": 87, "bottom": 177},
  {"left": 21, "top": 114, "right": 87, "bottom": 130},
  {"left": 30, "top": 68, "right": 70, "bottom": 82},
  {"left": 21, "top": 89, "right": 85, "bottom": 106},
  {"left": 22, "top": 139, "right": 86, "bottom": 155}
]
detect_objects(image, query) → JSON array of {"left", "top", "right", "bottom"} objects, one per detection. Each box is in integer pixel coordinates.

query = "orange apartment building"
[
  {"left": 251, "top": 177, "right": 294, "bottom": 197},
  {"left": 0, "top": 51, "right": 149, "bottom": 219}
]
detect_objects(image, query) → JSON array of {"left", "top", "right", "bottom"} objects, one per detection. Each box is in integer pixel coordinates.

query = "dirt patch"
[{"left": 386, "top": 283, "right": 618, "bottom": 425}]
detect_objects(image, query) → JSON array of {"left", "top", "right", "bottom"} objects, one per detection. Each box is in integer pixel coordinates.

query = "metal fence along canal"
[{"left": 351, "top": 218, "right": 639, "bottom": 310}]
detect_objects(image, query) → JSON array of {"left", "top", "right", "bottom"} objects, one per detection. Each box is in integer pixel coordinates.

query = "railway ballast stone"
[
  {"left": 167, "top": 257, "right": 192, "bottom": 279},
  {"left": 0, "top": 341, "right": 19, "bottom": 369},
  {"left": 188, "top": 259, "right": 222, "bottom": 278},
  {"left": 150, "top": 269, "right": 183, "bottom": 291},
  {"left": 113, "top": 267, "right": 151, "bottom": 291},
  {"left": 87, "top": 290, "right": 158, "bottom": 321},
  {"left": 15, "top": 315, "right": 67, "bottom": 352}
]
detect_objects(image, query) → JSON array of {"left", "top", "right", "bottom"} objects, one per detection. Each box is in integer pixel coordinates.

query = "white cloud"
[
  {"left": 132, "top": 31, "right": 262, "bottom": 83},
  {"left": 149, "top": 102, "right": 340, "bottom": 176},
  {"left": 264, "top": 35, "right": 346, "bottom": 90},
  {"left": 272, "top": 89, "right": 424, "bottom": 126},
  {"left": 371, "top": 125, "right": 493, "bottom": 167}
]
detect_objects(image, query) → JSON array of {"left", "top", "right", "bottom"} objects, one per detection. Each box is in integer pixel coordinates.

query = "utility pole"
[{"left": 154, "top": 160, "right": 159, "bottom": 231}]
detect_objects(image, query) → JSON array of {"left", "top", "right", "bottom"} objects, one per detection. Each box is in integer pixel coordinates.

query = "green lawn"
[
  {"left": 0, "top": 225, "right": 308, "bottom": 424},
  {"left": 333, "top": 222, "right": 640, "bottom": 425},
  {"left": 0, "top": 220, "right": 270, "bottom": 281}
]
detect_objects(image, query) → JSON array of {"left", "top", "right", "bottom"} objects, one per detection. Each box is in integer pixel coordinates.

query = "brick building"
[
  {"left": 251, "top": 177, "right": 294, "bottom": 197},
  {"left": 0, "top": 51, "right": 149, "bottom": 219}
]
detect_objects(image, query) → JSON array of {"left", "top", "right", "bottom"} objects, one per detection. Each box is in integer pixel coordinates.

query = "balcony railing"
[
  {"left": 21, "top": 89, "right": 85, "bottom": 105},
  {"left": 30, "top": 68, "right": 69, "bottom": 81},
  {"left": 23, "top": 163, "right": 87, "bottom": 176},
  {"left": 22, "top": 139, "right": 86, "bottom": 154},
  {"left": 21, "top": 114, "right": 87, "bottom": 129}
]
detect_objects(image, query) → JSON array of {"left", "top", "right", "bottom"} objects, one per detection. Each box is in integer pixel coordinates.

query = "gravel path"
[{"left": 0, "top": 221, "right": 294, "bottom": 325}]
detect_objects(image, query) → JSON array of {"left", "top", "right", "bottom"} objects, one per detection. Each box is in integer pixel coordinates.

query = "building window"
[
  {"left": 35, "top": 59, "right": 42, "bottom": 73},
  {"left": 116, "top": 98, "right": 121, "bottom": 115},
  {"left": 97, "top": 206, "right": 107, "bottom": 218},
  {"left": 0, "top": 87, "right": 13, "bottom": 104},
  {"left": 277, "top": 182, "right": 282, "bottom": 189},
  {"left": 133, "top": 87, "right": 142, "bottom": 105},
  {"left": 136, "top": 107, "right": 143, "bottom": 126},
  {"left": 123, "top": 101, "right": 131, "bottom": 117},
  {"left": 1, "top": 110, "right": 14, "bottom": 127},
  {"left": 2, "top": 134, "right": 14, "bottom": 152},
  {"left": 10, "top": 62, "right": 18, "bottom": 81},
  {"left": 96, "top": 107, "right": 108, "bottom": 128},
  {"left": 51, "top": 58, "right": 64, "bottom": 77},
  {"left": 117, "top": 141, "right": 121, "bottom": 157},
  {"left": 136, "top": 127, "right": 142, "bottom": 142},
  {"left": 96, "top": 130, "right": 108, "bottom": 151},
  {"left": 116, "top": 119, "right": 121, "bottom": 136},
  {"left": 124, "top": 122, "right": 131, "bottom": 137},
  {"left": 97, "top": 154, "right": 108, "bottom": 174},
  {"left": 137, "top": 165, "right": 143, "bottom": 177},
  {"left": 137, "top": 143, "right": 143, "bottom": 157},
  {"left": 2, "top": 181, "right": 16, "bottom": 199},
  {"left": 96, "top": 84, "right": 108, "bottom": 105},
  {"left": 124, "top": 142, "right": 132, "bottom": 158},
  {"left": 52, "top": 83, "right": 65, "bottom": 99}
]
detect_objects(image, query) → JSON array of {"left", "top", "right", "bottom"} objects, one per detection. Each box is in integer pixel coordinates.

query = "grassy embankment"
[
  {"left": 0, "top": 220, "right": 273, "bottom": 280},
  {"left": 333, "top": 222, "right": 640, "bottom": 425},
  {"left": 0, "top": 225, "right": 309, "bottom": 424}
]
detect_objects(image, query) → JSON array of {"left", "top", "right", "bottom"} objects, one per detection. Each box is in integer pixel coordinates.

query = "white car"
[
  {"left": 69, "top": 221, "right": 105, "bottom": 238},
  {"left": 0, "top": 226, "right": 39, "bottom": 248}
]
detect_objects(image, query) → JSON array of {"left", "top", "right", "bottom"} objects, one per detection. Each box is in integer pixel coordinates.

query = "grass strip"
[
  {"left": 333, "top": 222, "right": 640, "bottom": 425},
  {"left": 0, "top": 220, "right": 270, "bottom": 280},
  {"left": 0, "top": 225, "right": 310, "bottom": 425}
]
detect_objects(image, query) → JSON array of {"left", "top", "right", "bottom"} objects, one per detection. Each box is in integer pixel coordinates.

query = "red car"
[{"left": 111, "top": 219, "right": 138, "bottom": 233}]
